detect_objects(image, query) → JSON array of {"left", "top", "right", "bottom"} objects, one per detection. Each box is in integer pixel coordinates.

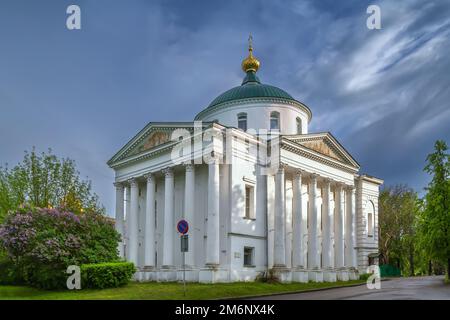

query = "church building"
[{"left": 107, "top": 39, "right": 383, "bottom": 283}]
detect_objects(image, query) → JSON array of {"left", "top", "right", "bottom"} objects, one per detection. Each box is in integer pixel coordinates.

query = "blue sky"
[{"left": 1, "top": 0, "right": 449, "bottom": 215}]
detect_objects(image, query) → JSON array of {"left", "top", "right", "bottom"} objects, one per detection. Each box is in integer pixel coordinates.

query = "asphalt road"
[{"left": 247, "top": 276, "right": 450, "bottom": 300}]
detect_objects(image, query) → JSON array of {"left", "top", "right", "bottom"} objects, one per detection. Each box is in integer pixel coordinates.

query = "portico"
[{"left": 108, "top": 39, "right": 382, "bottom": 283}]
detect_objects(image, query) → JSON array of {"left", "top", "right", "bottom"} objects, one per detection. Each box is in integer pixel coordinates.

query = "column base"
[
  {"left": 337, "top": 268, "right": 349, "bottom": 281},
  {"left": 323, "top": 269, "right": 337, "bottom": 282},
  {"left": 199, "top": 266, "right": 228, "bottom": 283},
  {"left": 308, "top": 269, "right": 324, "bottom": 282},
  {"left": 177, "top": 267, "right": 200, "bottom": 282},
  {"left": 157, "top": 266, "right": 177, "bottom": 282},
  {"left": 291, "top": 268, "right": 308, "bottom": 283},
  {"left": 348, "top": 268, "right": 359, "bottom": 280},
  {"left": 270, "top": 266, "right": 292, "bottom": 283}
]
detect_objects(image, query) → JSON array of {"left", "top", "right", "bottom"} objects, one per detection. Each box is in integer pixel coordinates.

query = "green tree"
[
  {"left": 379, "top": 185, "right": 419, "bottom": 275},
  {"left": 418, "top": 140, "right": 450, "bottom": 279},
  {"left": 0, "top": 148, "right": 104, "bottom": 221}
]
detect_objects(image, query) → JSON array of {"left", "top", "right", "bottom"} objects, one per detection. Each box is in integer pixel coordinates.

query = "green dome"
[{"left": 207, "top": 71, "right": 296, "bottom": 108}]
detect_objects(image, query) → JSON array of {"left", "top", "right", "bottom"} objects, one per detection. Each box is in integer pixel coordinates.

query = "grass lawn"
[{"left": 0, "top": 280, "right": 365, "bottom": 300}]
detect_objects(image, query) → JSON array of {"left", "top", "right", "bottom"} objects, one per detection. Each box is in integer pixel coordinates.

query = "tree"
[
  {"left": 0, "top": 148, "right": 104, "bottom": 221},
  {"left": 379, "top": 185, "right": 419, "bottom": 275},
  {"left": 0, "top": 207, "right": 120, "bottom": 289},
  {"left": 418, "top": 140, "right": 450, "bottom": 279}
]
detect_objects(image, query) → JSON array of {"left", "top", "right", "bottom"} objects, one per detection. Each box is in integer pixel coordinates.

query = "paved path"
[{"left": 247, "top": 276, "right": 450, "bottom": 300}]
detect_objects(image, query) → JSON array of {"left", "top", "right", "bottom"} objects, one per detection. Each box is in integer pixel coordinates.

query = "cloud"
[{"left": 0, "top": 0, "right": 448, "bottom": 213}]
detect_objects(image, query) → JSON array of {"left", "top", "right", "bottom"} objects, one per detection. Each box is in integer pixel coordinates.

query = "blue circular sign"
[{"left": 177, "top": 219, "right": 189, "bottom": 234}]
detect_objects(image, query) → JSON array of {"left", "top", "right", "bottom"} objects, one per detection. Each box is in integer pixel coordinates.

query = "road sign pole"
[
  {"left": 177, "top": 219, "right": 189, "bottom": 297},
  {"left": 183, "top": 250, "right": 186, "bottom": 297}
]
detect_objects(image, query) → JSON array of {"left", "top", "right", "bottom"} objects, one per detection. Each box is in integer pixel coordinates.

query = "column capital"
[
  {"left": 144, "top": 173, "right": 154, "bottom": 183},
  {"left": 334, "top": 181, "right": 345, "bottom": 190},
  {"left": 162, "top": 167, "right": 174, "bottom": 178},
  {"left": 277, "top": 163, "right": 288, "bottom": 174},
  {"left": 128, "top": 178, "right": 138, "bottom": 188},
  {"left": 321, "top": 177, "right": 332, "bottom": 187},
  {"left": 309, "top": 173, "right": 319, "bottom": 182},
  {"left": 184, "top": 163, "right": 195, "bottom": 172},
  {"left": 294, "top": 169, "right": 305, "bottom": 179},
  {"left": 345, "top": 184, "right": 356, "bottom": 191},
  {"left": 113, "top": 182, "right": 124, "bottom": 189}
]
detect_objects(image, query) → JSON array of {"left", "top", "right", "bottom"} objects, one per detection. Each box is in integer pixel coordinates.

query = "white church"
[{"left": 107, "top": 39, "right": 382, "bottom": 283}]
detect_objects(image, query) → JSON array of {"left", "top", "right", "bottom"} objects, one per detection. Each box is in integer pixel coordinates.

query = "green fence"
[{"left": 379, "top": 264, "right": 401, "bottom": 277}]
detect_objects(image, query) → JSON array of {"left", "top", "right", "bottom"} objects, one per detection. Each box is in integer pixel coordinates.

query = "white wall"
[{"left": 198, "top": 102, "right": 310, "bottom": 135}]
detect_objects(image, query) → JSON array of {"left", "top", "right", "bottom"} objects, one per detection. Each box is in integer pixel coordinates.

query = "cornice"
[
  {"left": 281, "top": 139, "right": 359, "bottom": 174},
  {"left": 194, "top": 97, "right": 313, "bottom": 122}
]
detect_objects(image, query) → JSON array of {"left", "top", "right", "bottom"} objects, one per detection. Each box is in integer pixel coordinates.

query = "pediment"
[
  {"left": 107, "top": 122, "right": 195, "bottom": 166},
  {"left": 137, "top": 131, "right": 171, "bottom": 154},
  {"left": 284, "top": 132, "right": 360, "bottom": 169}
]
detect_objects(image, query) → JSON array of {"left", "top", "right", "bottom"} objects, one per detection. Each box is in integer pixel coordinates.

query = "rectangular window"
[
  {"left": 243, "top": 247, "right": 254, "bottom": 267},
  {"left": 368, "top": 212, "right": 373, "bottom": 237},
  {"left": 238, "top": 113, "right": 247, "bottom": 131},
  {"left": 244, "top": 185, "right": 255, "bottom": 219},
  {"left": 270, "top": 118, "right": 279, "bottom": 130}
]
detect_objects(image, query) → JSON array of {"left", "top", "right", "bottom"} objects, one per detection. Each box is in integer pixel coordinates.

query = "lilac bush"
[{"left": 0, "top": 207, "right": 120, "bottom": 288}]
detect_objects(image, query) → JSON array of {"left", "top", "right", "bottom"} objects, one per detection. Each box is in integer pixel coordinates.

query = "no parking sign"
[{"left": 177, "top": 219, "right": 189, "bottom": 235}]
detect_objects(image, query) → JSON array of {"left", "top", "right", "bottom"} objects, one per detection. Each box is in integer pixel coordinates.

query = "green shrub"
[
  {"left": 0, "top": 258, "right": 23, "bottom": 285},
  {"left": 359, "top": 273, "right": 371, "bottom": 281},
  {"left": 0, "top": 207, "right": 121, "bottom": 289},
  {"left": 22, "top": 264, "right": 68, "bottom": 290},
  {"left": 81, "top": 262, "right": 135, "bottom": 289}
]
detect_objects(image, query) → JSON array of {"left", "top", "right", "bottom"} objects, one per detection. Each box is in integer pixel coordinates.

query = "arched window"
[
  {"left": 270, "top": 111, "right": 280, "bottom": 130},
  {"left": 237, "top": 113, "right": 247, "bottom": 131},
  {"left": 296, "top": 117, "right": 302, "bottom": 134}
]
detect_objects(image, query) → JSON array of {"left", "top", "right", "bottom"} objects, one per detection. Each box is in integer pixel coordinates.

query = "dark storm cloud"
[{"left": 0, "top": 0, "right": 448, "bottom": 214}]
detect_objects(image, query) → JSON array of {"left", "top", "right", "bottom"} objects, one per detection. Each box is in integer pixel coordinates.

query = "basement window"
[{"left": 243, "top": 247, "right": 255, "bottom": 267}]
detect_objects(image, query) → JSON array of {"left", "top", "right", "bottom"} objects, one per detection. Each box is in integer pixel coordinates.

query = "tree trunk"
[
  {"left": 409, "top": 247, "right": 414, "bottom": 276},
  {"left": 428, "top": 260, "right": 432, "bottom": 276},
  {"left": 447, "top": 258, "right": 450, "bottom": 279}
]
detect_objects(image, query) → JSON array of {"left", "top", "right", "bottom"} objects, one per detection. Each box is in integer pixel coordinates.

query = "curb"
[{"left": 221, "top": 278, "right": 391, "bottom": 300}]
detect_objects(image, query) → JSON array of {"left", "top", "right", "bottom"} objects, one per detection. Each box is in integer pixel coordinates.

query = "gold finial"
[{"left": 242, "top": 34, "right": 260, "bottom": 73}]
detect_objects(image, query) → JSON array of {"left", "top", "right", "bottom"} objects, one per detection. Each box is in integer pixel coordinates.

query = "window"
[
  {"left": 296, "top": 117, "right": 302, "bottom": 134},
  {"left": 238, "top": 113, "right": 247, "bottom": 131},
  {"left": 367, "top": 201, "right": 375, "bottom": 237},
  {"left": 368, "top": 212, "right": 373, "bottom": 237},
  {"left": 243, "top": 247, "right": 254, "bottom": 267},
  {"left": 270, "top": 111, "right": 280, "bottom": 130},
  {"left": 244, "top": 185, "right": 255, "bottom": 219}
]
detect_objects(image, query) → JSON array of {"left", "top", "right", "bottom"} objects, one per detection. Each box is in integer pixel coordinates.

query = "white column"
[
  {"left": 114, "top": 182, "right": 125, "bottom": 258},
  {"left": 345, "top": 186, "right": 355, "bottom": 269},
  {"left": 322, "top": 179, "right": 333, "bottom": 269},
  {"left": 292, "top": 171, "right": 304, "bottom": 268},
  {"left": 128, "top": 178, "right": 139, "bottom": 265},
  {"left": 184, "top": 164, "right": 195, "bottom": 268},
  {"left": 162, "top": 168, "right": 174, "bottom": 268},
  {"left": 206, "top": 161, "right": 220, "bottom": 266},
  {"left": 334, "top": 183, "right": 345, "bottom": 269},
  {"left": 274, "top": 166, "right": 286, "bottom": 267},
  {"left": 351, "top": 187, "right": 358, "bottom": 269},
  {"left": 125, "top": 185, "right": 131, "bottom": 259},
  {"left": 144, "top": 174, "right": 155, "bottom": 268},
  {"left": 307, "top": 174, "right": 319, "bottom": 269}
]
